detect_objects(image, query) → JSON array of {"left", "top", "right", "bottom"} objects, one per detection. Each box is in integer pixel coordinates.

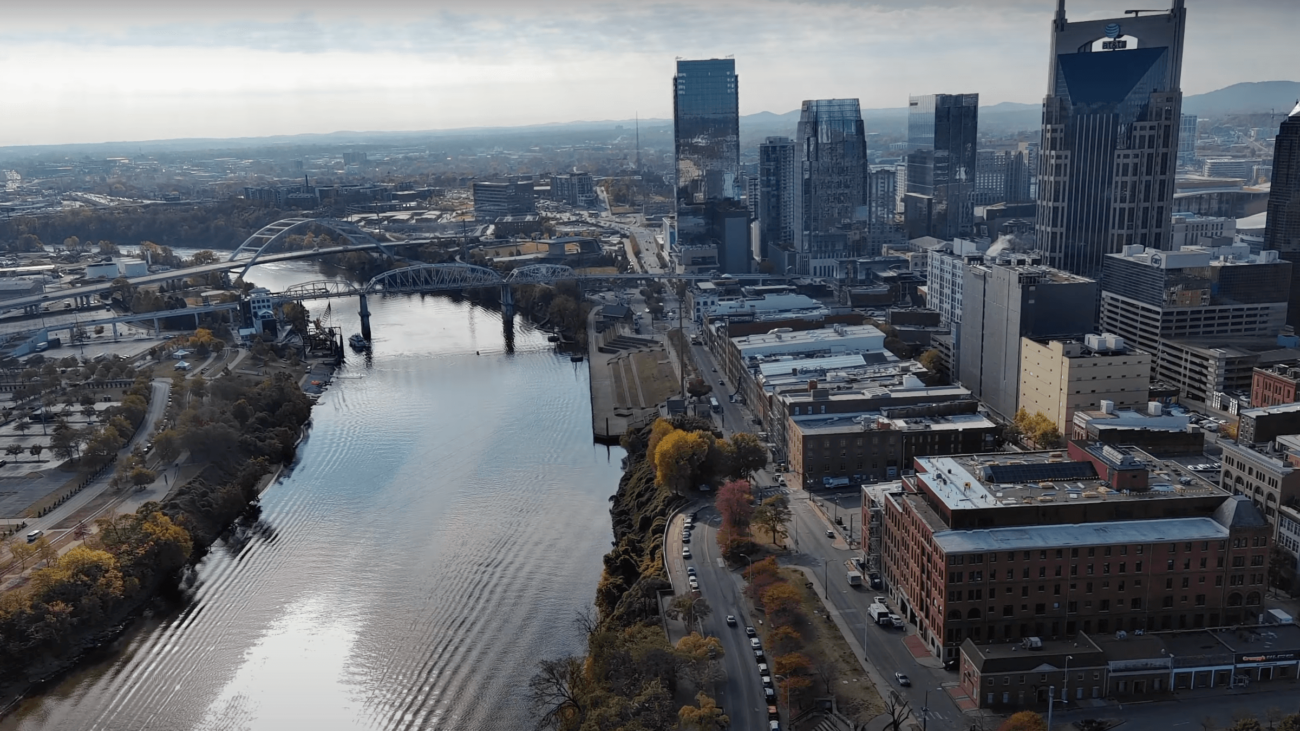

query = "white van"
[{"left": 26, "top": 530, "right": 43, "bottom": 543}]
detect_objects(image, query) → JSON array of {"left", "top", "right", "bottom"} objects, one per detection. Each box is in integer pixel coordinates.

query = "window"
[{"left": 1131, "top": 598, "right": 1142, "bottom": 609}]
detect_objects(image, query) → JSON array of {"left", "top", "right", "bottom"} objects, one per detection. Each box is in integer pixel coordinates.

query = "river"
[{"left": 1, "top": 260, "right": 623, "bottom": 730}]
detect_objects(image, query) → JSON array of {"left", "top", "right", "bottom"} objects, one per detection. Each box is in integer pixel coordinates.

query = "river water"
[{"left": 1, "top": 261, "right": 623, "bottom": 730}]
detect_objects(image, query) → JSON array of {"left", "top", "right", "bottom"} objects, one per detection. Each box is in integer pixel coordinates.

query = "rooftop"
[
  {"left": 914, "top": 448, "right": 1223, "bottom": 513},
  {"left": 792, "top": 411, "right": 997, "bottom": 436},
  {"left": 933, "top": 516, "right": 1229, "bottom": 553}
]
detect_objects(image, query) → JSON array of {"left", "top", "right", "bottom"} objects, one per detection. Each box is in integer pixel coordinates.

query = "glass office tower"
[
  {"left": 673, "top": 59, "right": 740, "bottom": 206},
  {"left": 904, "top": 93, "right": 978, "bottom": 240},
  {"left": 758, "top": 136, "right": 798, "bottom": 263},
  {"left": 794, "top": 99, "right": 869, "bottom": 276},
  {"left": 1035, "top": 0, "right": 1187, "bottom": 278},
  {"left": 1264, "top": 102, "right": 1300, "bottom": 326}
]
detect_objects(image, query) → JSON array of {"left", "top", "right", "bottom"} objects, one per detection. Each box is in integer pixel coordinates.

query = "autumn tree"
[
  {"left": 646, "top": 418, "right": 676, "bottom": 460},
  {"left": 762, "top": 583, "right": 805, "bottom": 626},
  {"left": 753, "top": 495, "right": 792, "bottom": 546},
  {"left": 7, "top": 541, "right": 34, "bottom": 571},
  {"left": 654, "top": 429, "right": 709, "bottom": 495},
  {"left": 676, "top": 633, "right": 725, "bottom": 689},
  {"left": 998, "top": 711, "right": 1048, "bottom": 731},
  {"left": 729, "top": 432, "right": 768, "bottom": 478},
  {"left": 715, "top": 479, "right": 754, "bottom": 539},
  {"left": 678, "top": 692, "right": 729, "bottom": 730}
]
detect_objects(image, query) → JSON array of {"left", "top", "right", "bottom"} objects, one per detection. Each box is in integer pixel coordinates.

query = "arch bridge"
[{"left": 228, "top": 217, "right": 397, "bottom": 279}]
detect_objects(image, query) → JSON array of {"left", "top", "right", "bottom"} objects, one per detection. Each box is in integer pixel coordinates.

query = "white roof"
[{"left": 935, "top": 517, "right": 1228, "bottom": 553}]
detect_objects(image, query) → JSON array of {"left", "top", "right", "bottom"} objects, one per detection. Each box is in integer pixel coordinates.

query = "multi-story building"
[
  {"left": 757, "top": 136, "right": 797, "bottom": 262},
  {"left": 1264, "top": 102, "right": 1300, "bottom": 326},
  {"left": 471, "top": 179, "right": 535, "bottom": 221},
  {"left": 1178, "top": 114, "right": 1199, "bottom": 166},
  {"left": 794, "top": 99, "right": 869, "bottom": 276},
  {"left": 1170, "top": 213, "right": 1235, "bottom": 248},
  {"left": 550, "top": 172, "right": 595, "bottom": 208},
  {"left": 905, "top": 93, "right": 978, "bottom": 240},
  {"left": 925, "top": 239, "right": 988, "bottom": 376},
  {"left": 673, "top": 58, "right": 740, "bottom": 207},
  {"left": 789, "top": 409, "right": 999, "bottom": 489},
  {"left": 1202, "top": 159, "right": 1265, "bottom": 181},
  {"left": 1239, "top": 403, "right": 1300, "bottom": 445},
  {"left": 1252, "top": 362, "right": 1300, "bottom": 408},
  {"left": 865, "top": 445, "right": 1271, "bottom": 663},
  {"left": 1035, "top": 1, "right": 1187, "bottom": 277},
  {"left": 1098, "top": 243, "right": 1293, "bottom": 401},
  {"left": 974, "top": 150, "right": 1032, "bottom": 206},
  {"left": 868, "top": 167, "right": 897, "bottom": 224},
  {"left": 674, "top": 58, "right": 745, "bottom": 273},
  {"left": 1220, "top": 434, "right": 1300, "bottom": 539},
  {"left": 958, "top": 255, "right": 1098, "bottom": 420},
  {"left": 1018, "top": 334, "right": 1153, "bottom": 433}
]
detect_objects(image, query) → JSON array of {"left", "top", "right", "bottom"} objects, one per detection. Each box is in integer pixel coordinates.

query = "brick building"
[
  {"left": 1252, "top": 363, "right": 1300, "bottom": 409},
  {"left": 863, "top": 446, "right": 1272, "bottom": 663}
]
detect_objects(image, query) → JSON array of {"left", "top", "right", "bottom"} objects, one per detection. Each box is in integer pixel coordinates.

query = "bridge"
[{"left": 1, "top": 216, "right": 789, "bottom": 347}]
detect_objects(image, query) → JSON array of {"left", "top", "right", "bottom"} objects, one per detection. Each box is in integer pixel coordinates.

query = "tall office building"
[
  {"left": 1179, "top": 114, "right": 1199, "bottom": 166},
  {"left": 673, "top": 58, "right": 740, "bottom": 206},
  {"left": 673, "top": 58, "right": 743, "bottom": 272},
  {"left": 1264, "top": 102, "right": 1300, "bottom": 327},
  {"left": 904, "top": 93, "right": 978, "bottom": 240},
  {"left": 1036, "top": 0, "right": 1187, "bottom": 278},
  {"left": 758, "top": 136, "right": 798, "bottom": 266},
  {"left": 958, "top": 254, "right": 1098, "bottom": 421},
  {"left": 794, "top": 99, "right": 869, "bottom": 276}
]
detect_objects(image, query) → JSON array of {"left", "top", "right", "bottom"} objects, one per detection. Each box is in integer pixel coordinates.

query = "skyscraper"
[
  {"left": 904, "top": 93, "right": 978, "bottom": 240},
  {"left": 673, "top": 58, "right": 740, "bottom": 207},
  {"left": 1264, "top": 102, "right": 1300, "bottom": 326},
  {"left": 1035, "top": 0, "right": 1187, "bottom": 278},
  {"left": 673, "top": 58, "right": 744, "bottom": 272},
  {"left": 1179, "top": 113, "right": 1199, "bottom": 166},
  {"left": 758, "top": 136, "right": 797, "bottom": 266},
  {"left": 793, "top": 99, "right": 869, "bottom": 276}
]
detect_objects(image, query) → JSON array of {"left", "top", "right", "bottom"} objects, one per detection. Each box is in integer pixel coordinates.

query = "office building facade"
[
  {"left": 1035, "top": 1, "right": 1187, "bottom": 277},
  {"left": 905, "top": 93, "right": 979, "bottom": 240},
  {"left": 794, "top": 99, "right": 870, "bottom": 276},
  {"left": 1178, "top": 114, "right": 1198, "bottom": 166},
  {"left": 471, "top": 179, "right": 535, "bottom": 221},
  {"left": 958, "top": 255, "right": 1098, "bottom": 420},
  {"left": 673, "top": 58, "right": 740, "bottom": 207},
  {"left": 758, "top": 136, "right": 798, "bottom": 262},
  {"left": 1018, "top": 334, "right": 1152, "bottom": 433},
  {"left": 1264, "top": 103, "right": 1300, "bottom": 327}
]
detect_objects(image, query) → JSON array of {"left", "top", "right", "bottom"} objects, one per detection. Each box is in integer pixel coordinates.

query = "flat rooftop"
[
  {"left": 731, "top": 324, "right": 884, "bottom": 351},
  {"left": 933, "top": 516, "right": 1229, "bottom": 553},
  {"left": 792, "top": 411, "right": 997, "bottom": 436},
  {"left": 915, "top": 449, "right": 1223, "bottom": 512}
]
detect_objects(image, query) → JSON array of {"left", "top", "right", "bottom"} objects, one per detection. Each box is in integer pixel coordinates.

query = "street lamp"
[
  {"left": 1060, "top": 654, "right": 1073, "bottom": 718},
  {"left": 922, "top": 687, "right": 942, "bottom": 731}
]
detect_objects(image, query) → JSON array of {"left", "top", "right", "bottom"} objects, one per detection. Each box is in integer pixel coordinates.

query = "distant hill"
[{"left": 1182, "top": 81, "right": 1300, "bottom": 117}]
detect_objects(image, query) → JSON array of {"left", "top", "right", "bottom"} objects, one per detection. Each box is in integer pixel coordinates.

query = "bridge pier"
[
  {"left": 499, "top": 284, "right": 514, "bottom": 319},
  {"left": 112, "top": 323, "right": 118, "bottom": 340},
  {"left": 358, "top": 293, "right": 372, "bottom": 341}
]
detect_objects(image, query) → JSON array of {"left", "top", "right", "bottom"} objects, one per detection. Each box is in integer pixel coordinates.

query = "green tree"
[
  {"left": 130, "top": 467, "right": 157, "bottom": 490},
  {"left": 28, "top": 443, "right": 44, "bottom": 460},
  {"left": 4, "top": 444, "right": 22, "bottom": 460},
  {"left": 753, "top": 495, "right": 792, "bottom": 546},
  {"left": 729, "top": 432, "right": 768, "bottom": 477},
  {"left": 664, "top": 593, "right": 712, "bottom": 635}
]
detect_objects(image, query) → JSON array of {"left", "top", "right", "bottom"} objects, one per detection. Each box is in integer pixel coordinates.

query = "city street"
[{"left": 665, "top": 505, "right": 771, "bottom": 730}]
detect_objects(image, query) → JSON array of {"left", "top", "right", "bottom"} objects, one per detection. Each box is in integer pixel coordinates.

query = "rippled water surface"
[{"left": 2, "top": 264, "right": 622, "bottom": 730}]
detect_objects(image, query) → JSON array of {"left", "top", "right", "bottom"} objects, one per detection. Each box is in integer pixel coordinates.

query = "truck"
[
  {"left": 823, "top": 476, "right": 851, "bottom": 488},
  {"left": 847, "top": 570, "right": 863, "bottom": 586},
  {"left": 867, "top": 603, "right": 891, "bottom": 624}
]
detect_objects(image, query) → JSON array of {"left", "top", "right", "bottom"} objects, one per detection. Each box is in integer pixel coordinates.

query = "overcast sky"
[{"left": 0, "top": 0, "right": 1295, "bottom": 147}]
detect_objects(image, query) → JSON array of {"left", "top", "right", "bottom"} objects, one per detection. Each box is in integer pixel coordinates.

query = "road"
[
  {"left": 14, "top": 378, "right": 172, "bottom": 542},
  {"left": 683, "top": 338, "right": 969, "bottom": 730},
  {"left": 666, "top": 506, "right": 771, "bottom": 730}
]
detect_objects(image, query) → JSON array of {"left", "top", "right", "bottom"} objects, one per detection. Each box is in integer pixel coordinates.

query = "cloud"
[{"left": 0, "top": 0, "right": 1295, "bottom": 146}]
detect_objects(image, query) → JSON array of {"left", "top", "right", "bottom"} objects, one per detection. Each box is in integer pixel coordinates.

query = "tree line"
[{"left": 0, "top": 200, "right": 291, "bottom": 253}]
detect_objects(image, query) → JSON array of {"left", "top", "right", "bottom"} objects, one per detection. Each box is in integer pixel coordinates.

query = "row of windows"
[{"left": 947, "top": 538, "right": 1267, "bottom": 567}]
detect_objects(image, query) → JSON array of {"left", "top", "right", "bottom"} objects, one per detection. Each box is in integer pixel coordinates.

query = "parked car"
[
  {"left": 750, "top": 638, "right": 762, "bottom": 649},
  {"left": 683, "top": 547, "right": 692, "bottom": 560},
  {"left": 687, "top": 566, "right": 697, "bottom": 576},
  {"left": 746, "top": 626, "right": 757, "bottom": 638}
]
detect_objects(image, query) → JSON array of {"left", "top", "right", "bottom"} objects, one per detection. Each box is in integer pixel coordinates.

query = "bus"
[{"left": 709, "top": 397, "right": 721, "bottom": 413}]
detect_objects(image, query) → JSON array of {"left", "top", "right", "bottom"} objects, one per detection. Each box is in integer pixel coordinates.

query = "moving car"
[
  {"left": 726, "top": 615, "right": 737, "bottom": 626},
  {"left": 894, "top": 672, "right": 911, "bottom": 687},
  {"left": 26, "top": 530, "right": 43, "bottom": 543}
]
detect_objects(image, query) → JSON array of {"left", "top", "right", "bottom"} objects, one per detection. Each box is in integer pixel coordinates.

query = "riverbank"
[{"left": 0, "top": 353, "right": 320, "bottom": 719}]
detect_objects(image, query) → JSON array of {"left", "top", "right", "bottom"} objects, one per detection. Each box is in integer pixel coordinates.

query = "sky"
[{"left": 0, "top": 0, "right": 1296, "bottom": 147}]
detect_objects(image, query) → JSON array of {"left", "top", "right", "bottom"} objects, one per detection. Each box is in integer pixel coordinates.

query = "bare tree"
[
  {"left": 528, "top": 656, "right": 586, "bottom": 730},
  {"left": 815, "top": 660, "right": 839, "bottom": 694},
  {"left": 885, "top": 690, "right": 913, "bottom": 731}
]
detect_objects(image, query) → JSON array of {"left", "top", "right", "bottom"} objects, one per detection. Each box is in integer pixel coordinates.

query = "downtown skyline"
[{"left": 1, "top": 0, "right": 1297, "bottom": 147}]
